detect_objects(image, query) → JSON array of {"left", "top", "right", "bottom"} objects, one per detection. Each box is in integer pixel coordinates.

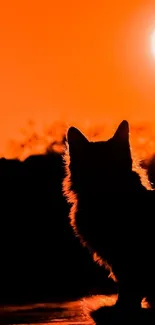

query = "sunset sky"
[{"left": 1, "top": 0, "right": 155, "bottom": 158}]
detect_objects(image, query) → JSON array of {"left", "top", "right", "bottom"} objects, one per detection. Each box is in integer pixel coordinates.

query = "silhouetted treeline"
[{"left": 0, "top": 150, "right": 115, "bottom": 305}]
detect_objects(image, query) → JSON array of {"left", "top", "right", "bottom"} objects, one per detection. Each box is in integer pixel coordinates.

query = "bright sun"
[{"left": 151, "top": 29, "right": 155, "bottom": 58}]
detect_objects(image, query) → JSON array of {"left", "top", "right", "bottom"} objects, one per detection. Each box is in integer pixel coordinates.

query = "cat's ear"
[
  {"left": 113, "top": 120, "right": 129, "bottom": 143},
  {"left": 67, "top": 127, "right": 89, "bottom": 153},
  {"left": 67, "top": 127, "right": 88, "bottom": 145}
]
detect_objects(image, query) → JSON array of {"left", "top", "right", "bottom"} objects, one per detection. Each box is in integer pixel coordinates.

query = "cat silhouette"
[{"left": 63, "top": 120, "right": 155, "bottom": 311}]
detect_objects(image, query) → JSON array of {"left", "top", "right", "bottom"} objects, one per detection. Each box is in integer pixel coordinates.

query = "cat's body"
[{"left": 63, "top": 120, "right": 155, "bottom": 309}]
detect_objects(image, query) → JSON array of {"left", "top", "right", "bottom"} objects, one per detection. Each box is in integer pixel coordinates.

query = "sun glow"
[{"left": 151, "top": 29, "right": 155, "bottom": 58}]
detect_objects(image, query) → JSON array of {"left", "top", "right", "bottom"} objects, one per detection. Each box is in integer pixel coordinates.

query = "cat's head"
[{"left": 67, "top": 120, "right": 133, "bottom": 192}]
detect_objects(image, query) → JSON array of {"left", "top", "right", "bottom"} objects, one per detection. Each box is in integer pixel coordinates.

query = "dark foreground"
[
  {"left": 1, "top": 294, "right": 155, "bottom": 325},
  {"left": 0, "top": 148, "right": 155, "bottom": 305},
  {"left": 0, "top": 295, "right": 116, "bottom": 325}
]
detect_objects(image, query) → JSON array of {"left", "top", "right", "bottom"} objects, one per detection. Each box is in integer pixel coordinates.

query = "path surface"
[{"left": 0, "top": 295, "right": 117, "bottom": 325}]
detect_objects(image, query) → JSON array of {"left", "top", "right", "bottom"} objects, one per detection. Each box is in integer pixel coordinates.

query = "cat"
[{"left": 63, "top": 120, "right": 155, "bottom": 310}]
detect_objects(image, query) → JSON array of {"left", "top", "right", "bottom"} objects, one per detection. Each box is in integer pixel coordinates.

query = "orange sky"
[{"left": 1, "top": 0, "right": 155, "bottom": 159}]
